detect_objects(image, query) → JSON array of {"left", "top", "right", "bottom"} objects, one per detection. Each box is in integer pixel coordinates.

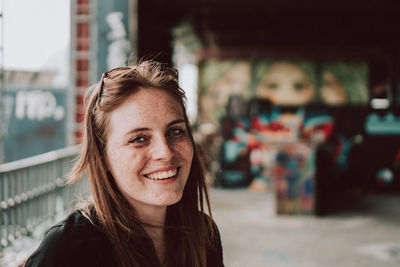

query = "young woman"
[{"left": 25, "top": 61, "right": 224, "bottom": 267}]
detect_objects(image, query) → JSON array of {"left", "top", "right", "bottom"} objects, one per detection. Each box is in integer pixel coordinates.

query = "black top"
[{"left": 25, "top": 210, "right": 224, "bottom": 267}]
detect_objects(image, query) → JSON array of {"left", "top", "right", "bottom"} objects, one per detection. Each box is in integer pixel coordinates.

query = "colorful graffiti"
[
  {"left": 14, "top": 90, "right": 65, "bottom": 121},
  {"left": 199, "top": 59, "right": 369, "bottom": 124},
  {"left": 216, "top": 102, "right": 335, "bottom": 214},
  {"left": 273, "top": 143, "right": 315, "bottom": 214},
  {"left": 3, "top": 88, "right": 67, "bottom": 162}
]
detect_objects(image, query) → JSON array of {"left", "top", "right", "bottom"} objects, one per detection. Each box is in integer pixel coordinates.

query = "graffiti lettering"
[
  {"left": 106, "top": 11, "right": 131, "bottom": 69},
  {"left": 15, "top": 90, "right": 65, "bottom": 121}
]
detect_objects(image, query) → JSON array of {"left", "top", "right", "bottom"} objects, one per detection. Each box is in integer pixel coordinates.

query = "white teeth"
[{"left": 146, "top": 168, "right": 177, "bottom": 180}]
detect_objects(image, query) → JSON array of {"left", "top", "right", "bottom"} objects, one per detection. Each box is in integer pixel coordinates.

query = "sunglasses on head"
[
  {"left": 95, "top": 65, "right": 178, "bottom": 105},
  {"left": 96, "top": 67, "right": 130, "bottom": 103}
]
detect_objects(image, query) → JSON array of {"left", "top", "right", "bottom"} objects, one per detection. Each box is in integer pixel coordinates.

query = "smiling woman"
[
  {"left": 105, "top": 88, "right": 194, "bottom": 218},
  {"left": 24, "top": 61, "right": 224, "bottom": 267}
]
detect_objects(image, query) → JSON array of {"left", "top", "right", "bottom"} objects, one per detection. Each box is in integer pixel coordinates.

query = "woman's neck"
[
  {"left": 136, "top": 205, "right": 167, "bottom": 226},
  {"left": 133, "top": 204, "right": 167, "bottom": 263},
  {"left": 146, "top": 225, "right": 166, "bottom": 264}
]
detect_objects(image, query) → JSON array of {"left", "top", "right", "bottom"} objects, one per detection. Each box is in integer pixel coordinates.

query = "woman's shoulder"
[
  {"left": 43, "top": 209, "right": 106, "bottom": 244},
  {"left": 25, "top": 210, "right": 114, "bottom": 267}
]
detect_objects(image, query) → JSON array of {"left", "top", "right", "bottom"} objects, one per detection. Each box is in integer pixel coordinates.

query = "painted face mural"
[
  {"left": 199, "top": 59, "right": 368, "bottom": 125},
  {"left": 200, "top": 61, "right": 251, "bottom": 124},
  {"left": 255, "top": 62, "right": 316, "bottom": 106},
  {"left": 319, "top": 62, "right": 369, "bottom": 105},
  {"left": 320, "top": 72, "right": 347, "bottom": 105}
]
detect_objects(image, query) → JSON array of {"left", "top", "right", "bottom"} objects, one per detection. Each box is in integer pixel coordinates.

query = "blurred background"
[{"left": 0, "top": 0, "right": 400, "bottom": 266}]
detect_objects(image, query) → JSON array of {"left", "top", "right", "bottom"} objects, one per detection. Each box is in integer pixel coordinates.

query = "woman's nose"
[{"left": 151, "top": 136, "right": 174, "bottom": 161}]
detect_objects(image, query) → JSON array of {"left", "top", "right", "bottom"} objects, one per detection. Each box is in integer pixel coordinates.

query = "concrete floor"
[{"left": 210, "top": 188, "right": 400, "bottom": 267}]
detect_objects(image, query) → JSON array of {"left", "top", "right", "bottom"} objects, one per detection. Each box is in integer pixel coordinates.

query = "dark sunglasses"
[
  {"left": 96, "top": 67, "right": 131, "bottom": 105},
  {"left": 94, "top": 65, "right": 178, "bottom": 107}
]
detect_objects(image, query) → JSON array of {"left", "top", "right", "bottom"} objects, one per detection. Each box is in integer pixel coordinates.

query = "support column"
[{"left": 70, "top": 0, "right": 92, "bottom": 143}]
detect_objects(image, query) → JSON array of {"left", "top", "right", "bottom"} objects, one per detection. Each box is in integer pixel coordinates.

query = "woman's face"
[
  {"left": 256, "top": 62, "right": 316, "bottom": 105},
  {"left": 105, "top": 87, "right": 194, "bottom": 212}
]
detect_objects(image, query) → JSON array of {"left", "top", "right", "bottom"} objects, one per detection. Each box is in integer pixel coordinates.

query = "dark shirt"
[{"left": 25, "top": 210, "right": 224, "bottom": 267}]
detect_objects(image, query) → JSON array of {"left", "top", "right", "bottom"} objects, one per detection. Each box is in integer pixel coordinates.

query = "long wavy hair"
[{"left": 69, "top": 60, "right": 214, "bottom": 267}]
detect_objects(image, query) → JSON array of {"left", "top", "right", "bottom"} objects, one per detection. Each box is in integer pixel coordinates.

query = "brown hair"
[{"left": 69, "top": 61, "right": 214, "bottom": 266}]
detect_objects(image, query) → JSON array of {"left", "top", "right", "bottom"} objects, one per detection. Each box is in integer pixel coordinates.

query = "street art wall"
[
  {"left": 96, "top": 0, "right": 131, "bottom": 76},
  {"left": 217, "top": 103, "right": 336, "bottom": 214},
  {"left": 199, "top": 59, "right": 369, "bottom": 125},
  {"left": 2, "top": 87, "right": 67, "bottom": 162},
  {"left": 198, "top": 58, "right": 400, "bottom": 214}
]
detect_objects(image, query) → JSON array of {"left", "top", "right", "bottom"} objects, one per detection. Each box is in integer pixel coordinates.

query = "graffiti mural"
[
  {"left": 3, "top": 88, "right": 67, "bottom": 162},
  {"left": 15, "top": 90, "right": 65, "bottom": 121},
  {"left": 320, "top": 62, "right": 369, "bottom": 105},
  {"left": 200, "top": 60, "right": 251, "bottom": 124},
  {"left": 253, "top": 61, "right": 317, "bottom": 106},
  {"left": 106, "top": 11, "right": 131, "bottom": 69},
  {"left": 96, "top": 0, "right": 131, "bottom": 77},
  {"left": 273, "top": 142, "right": 315, "bottom": 214},
  {"left": 199, "top": 59, "right": 369, "bottom": 124}
]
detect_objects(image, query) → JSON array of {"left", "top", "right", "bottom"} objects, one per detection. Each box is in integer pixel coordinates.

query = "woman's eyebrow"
[
  {"left": 167, "top": 119, "right": 185, "bottom": 127},
  {"left": 125, "top": 127, "right": 150, "bottom": 135},
  {"left": 124, "top": 119, "right": 185, "bottom": 136}
]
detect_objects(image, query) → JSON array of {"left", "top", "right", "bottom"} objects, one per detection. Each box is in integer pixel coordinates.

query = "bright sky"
[{"left": 2, "top": 0, "right": 70, "bottom": 70}]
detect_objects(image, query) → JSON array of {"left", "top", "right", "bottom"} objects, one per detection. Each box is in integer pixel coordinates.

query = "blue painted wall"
[
  {"left": 96, "top": 0, "right": 131, "bottom": 77},
  {"left": 3, "top": 87, "right": 67, "bottom": 162}
]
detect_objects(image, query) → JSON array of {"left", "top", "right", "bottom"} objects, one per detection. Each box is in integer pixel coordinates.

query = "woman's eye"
[
  {"left": 129, "top": 135, "right": 148, "bottom": 144},
  {"left": 167, "top": 128, "right": 186, "bottom": 137}
]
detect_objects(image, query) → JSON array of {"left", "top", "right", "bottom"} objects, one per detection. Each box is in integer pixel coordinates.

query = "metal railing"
[{"left": 0, "top": 145, "right": 90, "bottom": 258}]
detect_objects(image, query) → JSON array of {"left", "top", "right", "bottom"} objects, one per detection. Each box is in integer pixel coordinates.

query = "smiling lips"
[{"left": 145, "top": 168, "right": 178, "bottom": 180}]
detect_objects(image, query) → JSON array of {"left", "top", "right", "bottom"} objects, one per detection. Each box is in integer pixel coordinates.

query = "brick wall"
[{"left": 73, "top": 0, "right": 90, "bottom": 142}]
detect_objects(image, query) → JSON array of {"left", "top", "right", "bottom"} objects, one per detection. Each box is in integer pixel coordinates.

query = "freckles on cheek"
[
  {"left": 110, "top": 150, "right": 146, "bottom": 186},
  {"left": 106, "top": 147, "right": 124, "bottom": 177},
  {"left": 178, "top": 138, "right": 194, "bottom": 154}
]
